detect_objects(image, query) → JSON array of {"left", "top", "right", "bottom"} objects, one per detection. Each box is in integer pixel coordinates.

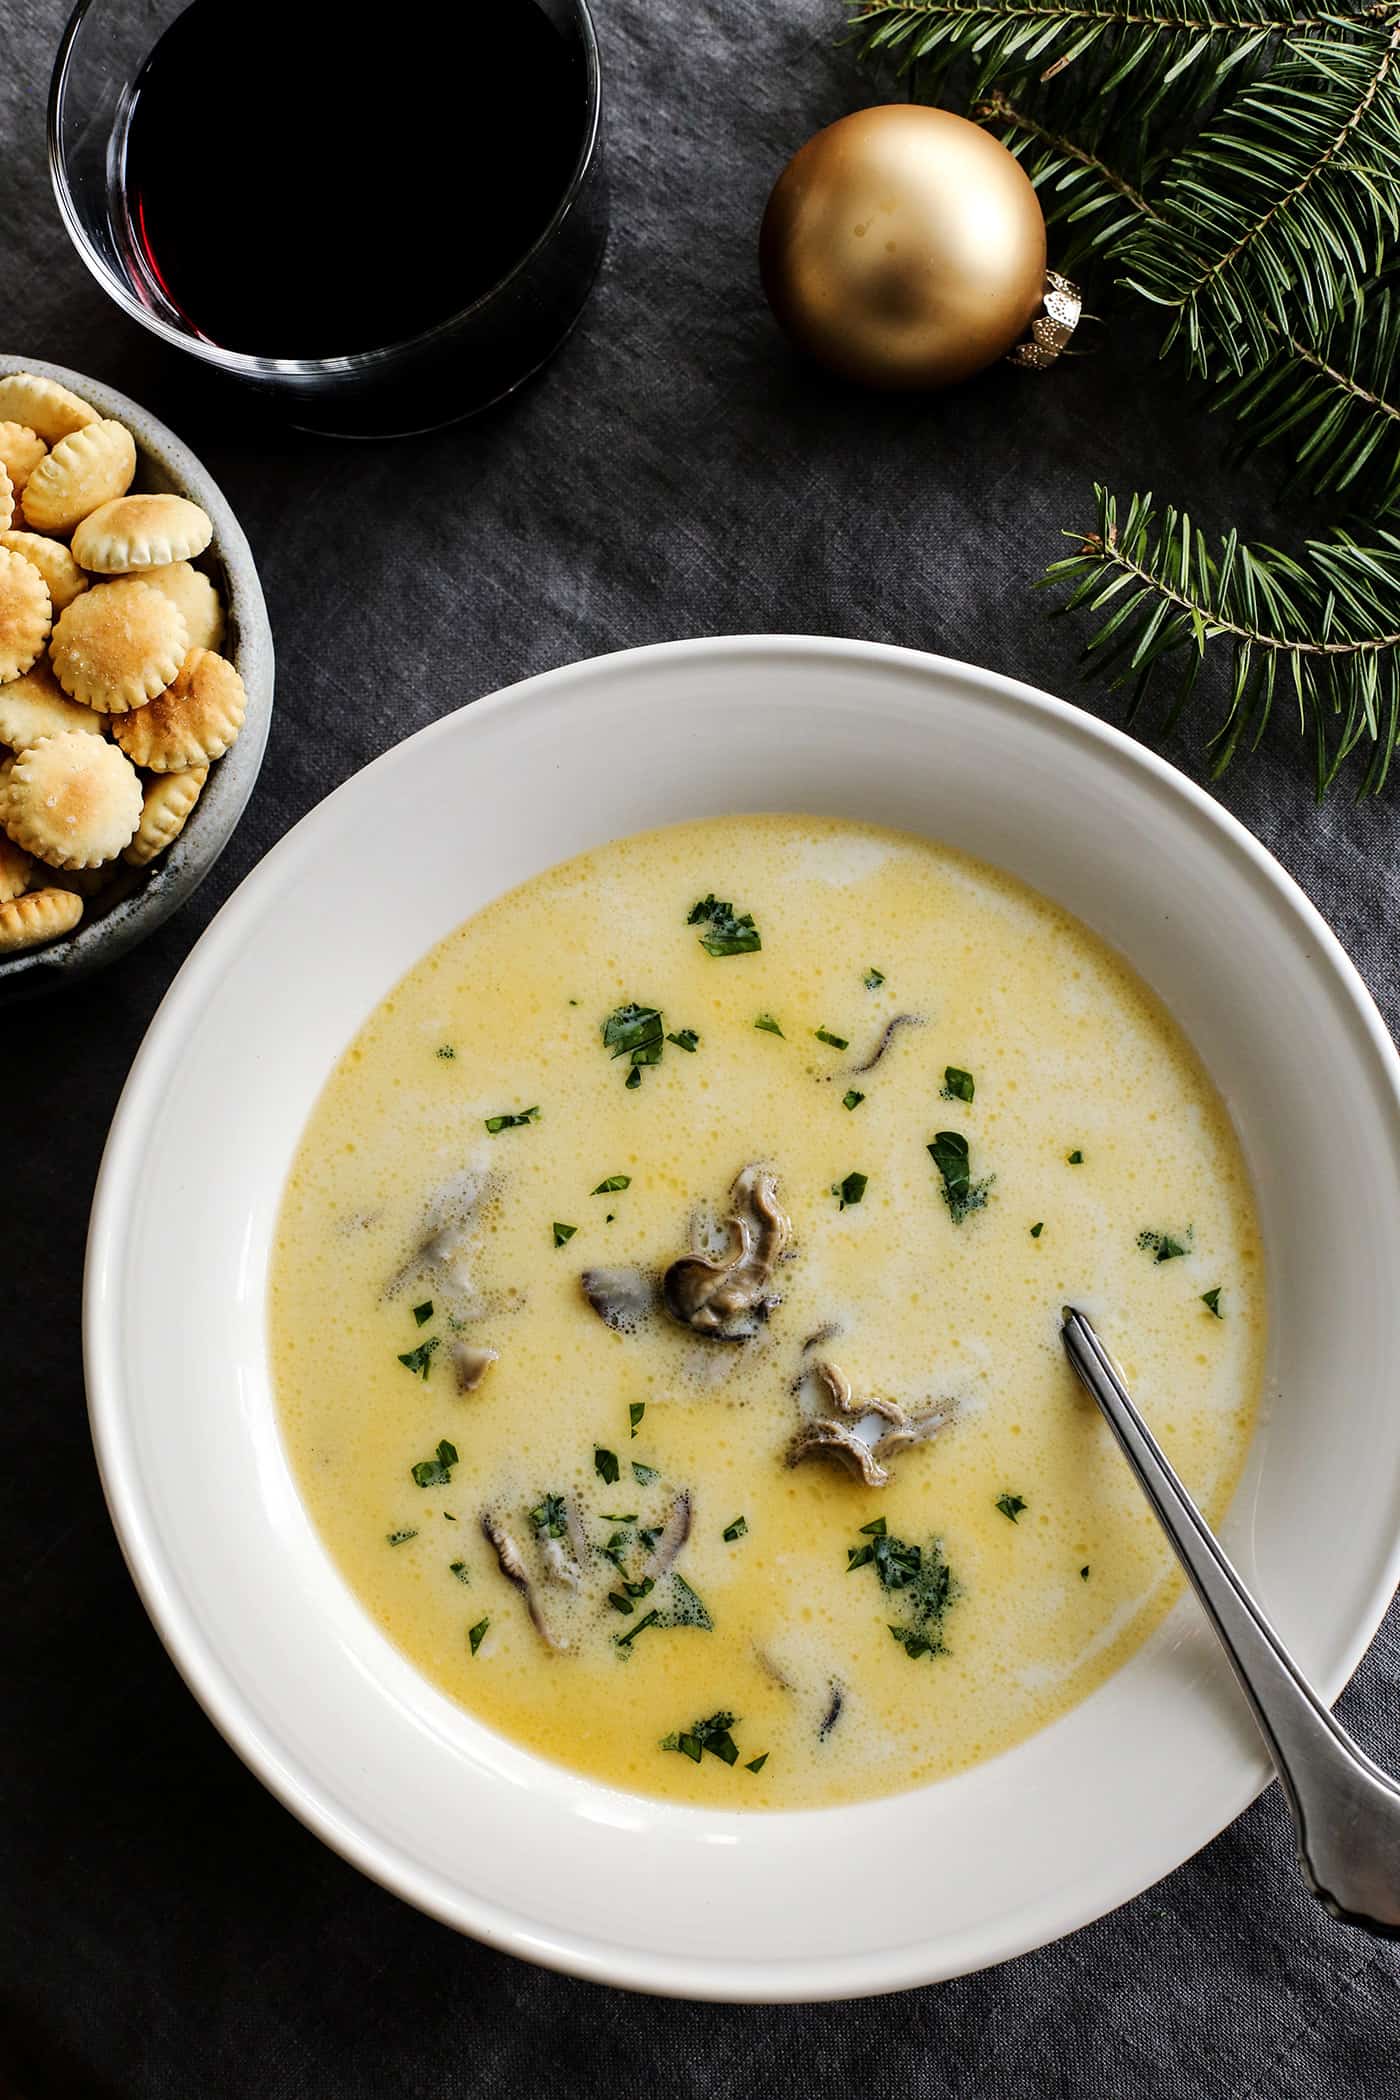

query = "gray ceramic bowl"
[{"left": 0, "top": 353, "right": 273, "bottom": 1001}]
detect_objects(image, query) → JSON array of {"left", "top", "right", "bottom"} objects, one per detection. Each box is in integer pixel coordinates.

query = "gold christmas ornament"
[{"left": 760, "top": 105, "right": 1072, "bottom": 390}]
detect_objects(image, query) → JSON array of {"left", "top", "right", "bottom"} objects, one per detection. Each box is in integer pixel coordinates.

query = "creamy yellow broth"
[{"left": 271, "top": 815, "right": 1264, "bottom": 1809}]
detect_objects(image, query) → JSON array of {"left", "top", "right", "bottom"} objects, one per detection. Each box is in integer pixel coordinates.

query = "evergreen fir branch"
[
  {"left": 1044, "top": 486, "right": 1400, "bottom": 791},
  {"left": 1117, "top": 22, "right": 1400, "bottom": 376},
  {"left": 975, "top": 90, "right": 1160, "bottom": 263},
  {"left": 1213, "top": 283, "right": 1400, "bottom": 503},
  {"left": 848, "top": 0, "right": 1355, "bottom": 114}
]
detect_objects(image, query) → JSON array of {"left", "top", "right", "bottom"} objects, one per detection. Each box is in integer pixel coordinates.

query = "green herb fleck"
[
  {"left": 410, "top": 1439, "right": 459, "bottom": 1488},
  {"left": 996, "top": 1492, "right": 1028, "bottom": 1523},
  {"left": 1067, "top": 1149, "right": 1084, "bottom": 1165},
  {"left": 723, "top": 1515, "right": 748, "bottom": 1542},
  {"left": 927, "top": 1130, "right": 993, "bottom": 1224},
  {"left": 386, "top": 1528, "right": 418, "bottom": 1546},
  {"left": 468, "top": 1617, "right": 489, "bottom": 1656},
  {"left": 688, "top": 894, "right": 761, "bottom": 956},
  {"left": 1202, "top": 1287, "right": 1224, "bottom": 1317},
  {"left": 603, "top": 1003, "right": 663, "bottom": 1061},
  {"left": 632, "top": 1461, "right": 660, "bottom": 1485},
  {"left": 814, "top": 1027, "right": 849, "bottom": 1051},
  {"left": 435, "top": 1045, "right": 456, "bottom": 1060},
  {"left": 1030, "top": 1221, "right": 1044, "bottom": 1238},
  {"left": 942, "top": 1067, "right": 975, "bottom": 1103},
  {"left": 832, "top": 1170, "right": 868, "bottom": 1210},
  {"left": 552, "top": 1221, "right": 577, "bottom": 1247},
  {"left": 662, "top": 1709, "right": 741, "bottom": 1764},
  {"left": 530, "top": 1493, "right": 568, "bottom": 1538},
  {"left": 842, "top": 1089, "right": 865, "bottom": 1112},
  {"left": 666, "top": 1028, "right": 700, "bottom": 1052},
  {"left": 604, "top": 1002, "right": 665, "bottom": 1086},
  {"left": 449, "top": 1560, "right": 471, "bottom": 1584},
  {"left": 745, "top": 1753, "right": 769, "bottom": 1774},
  {"left": 848, "top": 1524, "right": 956, "bottom": 1654},
  {"left": 755, "top": 1014, "right": 784, "bottom": 1037},
  {"left": 594, "top": 1446, "right": 620, "bottom": 1487},
  {"left": 1139, "top": 1228, "right": 1191, "bottom": 1263},
  {"left": 614, "top": 1608, "right": 661, "bottom": 1649},
  {"left": 592, "top": 1174, "right": 631, "bottom": 1195},
  {"left": 608, "top": 1590, "right": 635, "bottom": 1615},
  {"left": 397, "top": 1338, "right": 441, "bottom": 1380},
  {"left": 864, "top": 967, "right": 885, "bottom": 989},
  {"left": 412, "top": 1300, "right": 434, "bottom": 1327},
  {"left": 1080, "top": 1565, "right": 1091, "bottom": 1580},
  {"left": 484, "top": 1105, "right": 540, "bottom": 1134}
]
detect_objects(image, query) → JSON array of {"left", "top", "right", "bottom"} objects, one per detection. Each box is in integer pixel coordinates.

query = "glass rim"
[{"left": 48, "top": 0, "right": 604, "bottom": 380}]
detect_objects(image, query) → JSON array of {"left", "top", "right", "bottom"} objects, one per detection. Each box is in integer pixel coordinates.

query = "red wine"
[{"left": 124, "top": 0, "right": 588, "bottom": 360}]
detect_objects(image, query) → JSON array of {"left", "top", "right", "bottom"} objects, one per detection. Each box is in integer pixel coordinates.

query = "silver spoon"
[{"left": 1061, "top": 1305, "right": 1400, "bottom": 1937}]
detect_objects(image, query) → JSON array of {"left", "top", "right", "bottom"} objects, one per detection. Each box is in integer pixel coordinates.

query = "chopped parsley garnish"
[
  {"left": 662, "top": 1710, "right": 741, "bottom": 1764},
  {"left": 745, "top": 1753, "right": 769, "bottom": 1774},
  {"left": 603, "top": 1003, "right": 663, "bottom": 1061},
  {"left": 594, "top": 1446, "right": 620, "bottom": 1486},
  {"left": 996, "top": 1492, "right": 1028, "bottom": 1523},
  {"left": 864, "top": 967, "right": 885, "bottom": 989},
  {"left": 814, "top": 1027, "right": 849, "bottom": 1051},
  {"left": 529, "top": 1493, "right": 568, "bottom": 1537},
  {"left": 603, "top": 1003, "right": 665, "bottom": 1085},
  {"left": 723, "top": 1516, "right": 748, "bottom": 1542},
  {"left": 1030, "top": 1221, "right": 1044, "bottom": 1238},
  {"left": 468, "top": 1617, "right": 489, "bottom": 1655},
  {"left": 591, "top": 1174, "right": 631, "bottom": 1194},
  {"left": 846, "top": 1518, "right": 920, "bottom": 1589},
  {"left": 625, "top": 1067, "right": 641, "bottom": 1089},
  {"left": 484, "top": 1106, "right": 540, "bottom": 1134},
  {"left": 608, "top": 1590, "right": 635, "bottom": 1615},
  {"left": 889, "top": 1625, "right": 940, "bottom": 1659},
  {"left": 688, "top": 894, "right": 761, "bottom": 956},
  {"left": 847, "top": 1519, "right": 955, "bottom": 1655},
  {"left": 397, "top": 1337, "right": 441, "bottom": 1380},
  {"left": 666, "top": 1028, "right": 700, "bottom": 1052},
  {"left": 386, "top": 1528, "right": 418, "bottom": 1546},
  {"left": 435, "top": 1045, "right": 456, "bottom": 1060},
  {"left": 942, "top": 1067, "right": 975, "bottom": 1103},
  {"left": 1202, "top": 1287, "right": 1224, "bottom": 1317},
  {"left": 614, "top": 1608, "right": 661, "bottom": 1649},
  {"left": 755, "top": 1013, "right": 784, "bottom": 1037},
  {"left": 629, "top": 1402, "right": 646, "bottom": 1437},
  {"left": 552, "top": 1221, "right": 577, "bottom": 1247},
  {"left": 1067, "top": 1149, "right": 1084, "bottom": 1165},
  {"left": 842, "top": 1089, "right": 865, "bottom": 1111},
  {"left": 410, "top": 1439, "right": 459, "bottom": 1488},
  {"left": 1139, "top": 1228, "right": 1191, "bottom": 1262},
  {"left": 1080, "top": 1565, "right": 1091, "bottom": 1580},
  {"left": 412, "top": 1300, "right": 434, "bottom": 1327},
  {"left": 632, "top": 1461, "right": 660, "bottom": 1485},
  {"left": 927, "top": 1130, "right": 992, "bottom": 1224},
  {"left": 449, "top": 1560, "right": 471, "bottom": 1583},
  {"left": 833, "top": 1170, "right": 868, "bottom": 1209}
]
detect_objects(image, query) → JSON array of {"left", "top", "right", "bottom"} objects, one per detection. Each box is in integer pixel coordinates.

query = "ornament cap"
[{"left": 1006, "top": 271, "right": 1083, "bottom": 372}]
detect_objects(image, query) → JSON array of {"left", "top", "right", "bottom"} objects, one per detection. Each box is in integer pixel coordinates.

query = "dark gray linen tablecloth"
[{"left": 4, "top": 0, "right": 1399, "bottom": 2090}]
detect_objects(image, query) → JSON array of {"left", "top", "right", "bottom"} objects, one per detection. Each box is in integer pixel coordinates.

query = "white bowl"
[{"left": 85, "top": 638, "right": 1400, "bottom": 2000}]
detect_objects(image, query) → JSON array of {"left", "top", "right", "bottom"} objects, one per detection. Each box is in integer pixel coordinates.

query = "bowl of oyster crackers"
[{"left": 0, "top": 355, "right": 273, "bottom": 997}]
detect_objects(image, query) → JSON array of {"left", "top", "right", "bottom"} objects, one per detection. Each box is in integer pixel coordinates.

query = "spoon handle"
[{"left": 1061, "top": 1306, "right": 1400, "bottom": 1937}]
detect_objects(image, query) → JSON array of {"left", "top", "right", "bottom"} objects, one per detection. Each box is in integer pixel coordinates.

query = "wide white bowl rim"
[{"left": 85, "top": 636, "right": 1400, "bottom": 1999}]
